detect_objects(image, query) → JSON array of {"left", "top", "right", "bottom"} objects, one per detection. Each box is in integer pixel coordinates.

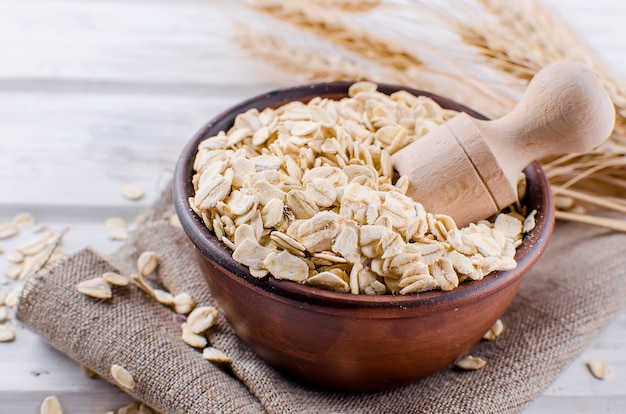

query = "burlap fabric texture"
[{"left": 17, "top": 185, "right": 626, "bottom": 414}]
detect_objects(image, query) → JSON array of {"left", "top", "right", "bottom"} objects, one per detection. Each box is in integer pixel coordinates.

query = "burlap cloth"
[{"left": 17, "top": 184, "right": 626, "bottom": 414}]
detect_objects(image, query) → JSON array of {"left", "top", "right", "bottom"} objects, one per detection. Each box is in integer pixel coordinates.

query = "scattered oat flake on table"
[
  {"left": 12, "top": 212, "right": 36, "bottom": 227},
  {"left": 455, "top": 355, "right": 487, "bottom": 371},
  {"left": 586, "top": 359, "right": 613, "bottom": 379},
  {"left": 109, "top": 229, "right": 129, "bottom": 241},
  {"left": 104, "top": 217, "right": 127, "bottom": 228},
  {"left": 110, "top": 364, "right": 136, "bottom": 389},
  {"left": 0, "top": 223, "right": 18, "bottom": 240},
  {"left": 116, "top": 402, "right": 140, "bottom": 414},
  {"left": 76, "top": 277, "right": 112, "bottom": 299},
  {"left": 4, "top": 286, "right": 21, "bottom": 308},
  {"left": 5, "top": 263, "right": 23, "bottom": 280},
  {"left": 7, "top": 250, "right": 24, "bottom": 263},
  {"left": 16, "top": 230, "right": 57, "bottom": 256},
  {"left": 120, "top": 184, "right": 145, "bottom": 201},
  {"left": 40, "top": 395, "right": 63, "bottom": 414},
  {"left": 114, "top": 402, "right": 154, "bottom": 414},
  {"left": 0, "top": 306, "right": 10, "bottom": 323},
  {"left": 81, "top": 365, "right": 98, "bottom": 379},
  {"left": 0, "top": 325, "right": 16, "bottom": 342},
  {"left": 137, "top": 403, "right": 154, "bottom": 414}
]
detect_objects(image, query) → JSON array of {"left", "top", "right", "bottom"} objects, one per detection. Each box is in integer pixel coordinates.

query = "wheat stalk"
[
  {"left": 245, "top": 0, "right": 424, "bottom": 72},
  {"left": 233, "top": 25, "right": 372, "bottom": 81},
  {"left": 306, "top": 0, "right": 382, "bottom": 12},
  {"left": 405, "top": 0, "right": 626, "bottom": 227},
  {"left": 244, "top": 0, "right": 516, "bottom": 114},
  {"left": 237, "top": 0, "right": 626, "bottom": 231}
]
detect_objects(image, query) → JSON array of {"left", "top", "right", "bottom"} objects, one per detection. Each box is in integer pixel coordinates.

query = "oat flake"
[
  {"left": 110, "top": 364, "right": 136, "bottom": 389},
  {"left": 120, "top": 184, "right": 145, "bottom": 201},
  {"left": 40, "top": 395, "right": 63, "bottom": 414}
]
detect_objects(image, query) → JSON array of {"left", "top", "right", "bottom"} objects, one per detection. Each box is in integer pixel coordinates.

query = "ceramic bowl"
[{"left": 173, "top": 82, "right": 555, "bottom": 392}]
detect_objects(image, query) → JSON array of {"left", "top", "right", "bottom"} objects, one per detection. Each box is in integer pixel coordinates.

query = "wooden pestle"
[{"left": 391, "top": 60, "right": 616, "bottom": 227}]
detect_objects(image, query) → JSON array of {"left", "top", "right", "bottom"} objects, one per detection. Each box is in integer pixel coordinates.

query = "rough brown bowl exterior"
[{"left": 173, "top": 82, "right": 555, "bottom": 392}]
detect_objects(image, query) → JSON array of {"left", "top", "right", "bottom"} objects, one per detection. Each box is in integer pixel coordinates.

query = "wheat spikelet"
[
  {"left": 404, "top": 0, "right": 626, "bottom": 228},
  {"left": 307, "top": 0, "right": 382, "bottom": 12},
  {"left": 470, "top": 0, "right": 626, "bottom": 136},
  {"left": 237, "top": 0, "right": 626, "bottom": 231},
  {"left": 245, "top": 0, "right": 423, "bottom": 72},
  {"left": 233, "top": 25, "right": 372, "bottom": 81}
]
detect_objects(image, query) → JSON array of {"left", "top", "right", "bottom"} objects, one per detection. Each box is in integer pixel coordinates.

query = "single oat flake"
[
  {"left": 7, "top": 250, "right": 24, "bottom": 263},
  {"left": 186, "top": 306, "right": 219, "bottom": 334},
  {"left": 586, "top": 359, "right": 613, "bottom": 379},
  {"left": 76, "top": 277, "right": 112, "bottom": 299},
  {"left": 138, "top": 404, "right": 155, "bottom": 414},
  {"left": 120, "top": 184, "right": 145, "bottom": 201},
  {"left": 455, "top": 355, "right": 487, "bottom": 371},
  {"left": 115, "top": 404, "right": 138, "bottom": 414},
  {"left": 483, "top": 319, "right": 505, "bottom": 341},
  {"left": 110, "top": 364, "right": 136, "bottom": 389},
  {"left": 0, "top": 306, "right": 10, "bottom": 323},
  {"left": 173, "top": 292, "right": 195, "bottom": 315},
  {"left": 202, "top": 346, "right": 232, "bottom": 364},
  {"left": 5, "top": 263, "right": 23, "bottom": 280},
  {"left": 181, "top": 322, "right": 208, "bottom": 349},
  {"left": 109, "top": 229, "right": 129, "bottom": 241},
  {"left": 102, "top": 271, "right": 130, "bottom": 287},
  {"left": 4, "top": 286, "right": 21, "bottom": 308},
  {"left": 104, "top": 217, "right": 127, "bottom": 228},
  {"left": 137, "top": 251, "right": 159, "bottom": 276},
  {"left": 153, "top": 289, "right": 174, "bottom": 305},
  {"left": 12, "top": 212, "right": 36, "bottom": 227},
  {"left": 115, "top": 403, "right": 154, "bottom": 414},
  {"left": 0, "top": 224, "right": 18, "bottom": 240},
  {"left": 40, "top": 395, "right": 63, "bottom": 414},
  {"left": 81, "top": 365, "right": 98, "bottom": 379},
  {"left": 0, "top": 325, "right": 16, "bottom": 342}
]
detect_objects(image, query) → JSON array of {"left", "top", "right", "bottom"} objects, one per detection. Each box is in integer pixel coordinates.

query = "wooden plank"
[
  {"left": 0, "top": 0, "right": 290, "bottom": 87},
  {"left": 0, "top": 0, "right": 624, "bottom": 86},
  {"left": 0, "top": 92, "right": 273, "bottom": 208},
  {"left": 526, "top": 396, "right": 626, "bottom": 414},
  {"left": 0, "top": 390, "right": 135, "bottom": 414}
]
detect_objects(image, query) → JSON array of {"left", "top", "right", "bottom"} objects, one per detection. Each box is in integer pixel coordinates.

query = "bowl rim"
[{"left": 173, "top": 81, "right": 555, "bottom": 311}]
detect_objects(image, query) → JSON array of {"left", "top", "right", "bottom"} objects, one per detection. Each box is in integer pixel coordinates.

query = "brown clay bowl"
[{"left": 173, "top": 82, "right": 555, "bottom": 392}]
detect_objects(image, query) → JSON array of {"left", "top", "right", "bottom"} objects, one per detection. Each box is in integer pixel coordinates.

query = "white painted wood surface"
[{"left": 0, "top": 1, "right": 624, "bottom": 412}]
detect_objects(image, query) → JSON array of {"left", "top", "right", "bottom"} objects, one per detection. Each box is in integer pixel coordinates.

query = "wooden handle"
[
  {"left": 392, "top": 60, "right": 615, "bottom": 227},
  {"left": 475, "top": 60, "right": 615, "bottom": 188}
]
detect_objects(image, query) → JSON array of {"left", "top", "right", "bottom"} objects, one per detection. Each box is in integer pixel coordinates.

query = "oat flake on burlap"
[{"left": 17, "top": 184, "right": 626, "bottom": 414}]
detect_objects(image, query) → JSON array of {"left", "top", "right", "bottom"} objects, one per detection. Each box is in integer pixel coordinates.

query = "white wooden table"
[{"left": 0, "top": 1, "right": 624, "bottom": 412}]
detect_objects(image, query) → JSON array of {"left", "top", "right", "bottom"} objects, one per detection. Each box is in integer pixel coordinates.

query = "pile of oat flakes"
[{"left": 190, "top": 82, "right": 537, "bottom": 295}]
